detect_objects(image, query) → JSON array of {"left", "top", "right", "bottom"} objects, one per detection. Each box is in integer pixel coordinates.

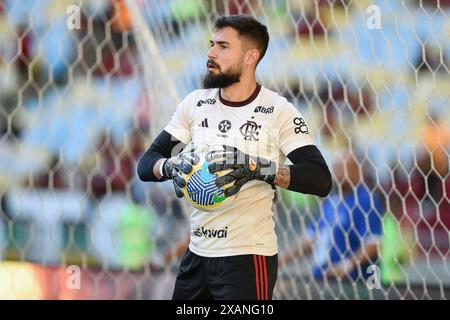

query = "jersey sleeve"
[
  {"left": 163, "top": 92, "right": 196, "bottom": 144},
  {"left": 275, "top": 99, "right": 314, "bottom": 156}
]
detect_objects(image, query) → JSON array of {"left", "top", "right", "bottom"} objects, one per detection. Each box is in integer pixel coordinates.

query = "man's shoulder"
[
  {"left": 179, "top": 88, "right": 220, "bottom": 108},
  {"left": 260, "top": 86, "right": 295, "bottom": 112},
  {"left": 188, "top": 88, "right": 220, "bottom": 99}
]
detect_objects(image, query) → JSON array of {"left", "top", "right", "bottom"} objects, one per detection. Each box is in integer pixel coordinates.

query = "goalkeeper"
[{"left": 137, "top": 15, "right": 332, "bottom": 300}]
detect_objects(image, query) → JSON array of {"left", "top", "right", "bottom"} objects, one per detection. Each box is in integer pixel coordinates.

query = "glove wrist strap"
[{"left": 161, "top": 159, "right": 170, "bottom": 179}]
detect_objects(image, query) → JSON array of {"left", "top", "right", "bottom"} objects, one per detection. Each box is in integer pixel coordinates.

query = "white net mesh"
[{"left": 0, "top": 0, "right": 449, "bottom": 299}]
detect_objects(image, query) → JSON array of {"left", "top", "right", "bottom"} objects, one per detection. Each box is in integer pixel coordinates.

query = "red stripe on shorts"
[
  {"left": 253, "top": 255, "right": 261, "bottom": 300},
  {"left": 258, "top": 255, "right": 264, "bottom": 300},
  {"left": 262, "top": 256, "right": 268, "bottom": 300}
]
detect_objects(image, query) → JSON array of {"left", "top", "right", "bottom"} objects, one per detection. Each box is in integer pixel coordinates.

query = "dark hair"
[{"left": 214, "top": 15, "right": 269, "bottom": 65}]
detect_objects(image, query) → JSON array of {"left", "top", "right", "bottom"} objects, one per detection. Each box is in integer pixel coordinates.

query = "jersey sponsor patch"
[
  {"left": 197, "top": 98, "right": 216, "bottom": 107},
  {"left": 293, "top": 117, "right": 309, "bottom": 134},
  {"left": 218, "top": 120, "right": 232, "bottom": 133},
  {"left": 254, "top": 105, "right": 274, "bottom": 114},
  {"left": 193, "top": 226, "right": 228, "bottom": 238}
]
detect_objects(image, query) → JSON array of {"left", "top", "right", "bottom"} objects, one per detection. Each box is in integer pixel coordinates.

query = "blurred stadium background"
[{"left": 0, "top": 0, "right": 449, "bottom": 299}]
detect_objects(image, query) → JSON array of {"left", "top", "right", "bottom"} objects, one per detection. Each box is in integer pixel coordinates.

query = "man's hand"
[
  {"left": 162, "top": 151, "right": 200, "bottom": 198},
  {"left": 206, "top": 146, "right": 277, "bottom": 197}
]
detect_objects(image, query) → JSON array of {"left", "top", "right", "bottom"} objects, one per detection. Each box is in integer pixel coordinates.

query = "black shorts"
[{"left": 172, "top": 248, "right": 278, "bottom": 300}]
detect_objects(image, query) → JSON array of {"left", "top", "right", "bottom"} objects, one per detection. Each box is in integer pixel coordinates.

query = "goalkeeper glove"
[
  {"left": 161, "top": 151, "right": 200, "bottom": 198},
  {"left": 206, "top": 146, "right": 277, "bottom": 197}
]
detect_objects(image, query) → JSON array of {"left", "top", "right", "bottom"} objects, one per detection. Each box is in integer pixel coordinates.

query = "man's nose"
[{"left": 207, "top": 46, "right": 217, "bottom": 59}]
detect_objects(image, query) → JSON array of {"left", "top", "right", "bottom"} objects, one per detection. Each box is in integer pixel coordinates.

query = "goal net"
[{"left": 0, "top": 0, "right": 449, "bottom": 299}]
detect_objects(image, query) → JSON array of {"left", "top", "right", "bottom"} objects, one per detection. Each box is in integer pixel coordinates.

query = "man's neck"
[{"left": 221, "top": 77, "right": 257, "bottom": 102}]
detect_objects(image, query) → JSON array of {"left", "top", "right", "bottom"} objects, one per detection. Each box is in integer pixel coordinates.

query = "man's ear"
[{"left": 244, "top": 48, "right": 260, "bottom": 67}]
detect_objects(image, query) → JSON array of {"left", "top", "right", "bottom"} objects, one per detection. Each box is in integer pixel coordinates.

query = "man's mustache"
[{"left": 207, "top": 60, "right": 220, "bottom": 69}]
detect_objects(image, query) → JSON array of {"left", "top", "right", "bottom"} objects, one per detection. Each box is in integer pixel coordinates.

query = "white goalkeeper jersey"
[{"left": 164, "top": 84, "right": 314, "bottom": 257}]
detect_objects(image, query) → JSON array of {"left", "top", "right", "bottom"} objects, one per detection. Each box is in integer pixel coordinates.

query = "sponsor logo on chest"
[
  {"left": 197, "top": 98, "right": 216, "bottom": 107},
  {"left": 193, "top": 226, "right": 228, "bottom": 238},
  {"left": 254, "top": 105, "right": 274, "bottom": 114}
]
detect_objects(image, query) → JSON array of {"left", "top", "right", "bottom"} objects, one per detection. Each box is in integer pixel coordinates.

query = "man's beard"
[{"left": 203, "top": 60, "right": 243, "bottom": 89}]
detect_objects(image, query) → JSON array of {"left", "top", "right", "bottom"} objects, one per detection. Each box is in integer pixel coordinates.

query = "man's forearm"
[
  {"left": 153, "top": 158, "right": 166, "bottom": 180},
  {"left": 137, "top": 149, "right": 165, "bottom": 182},
  {"left": 282, "top": 145, "right": 332, "bottom": 197},
  {"left": 137, "top": 130, "right": 185, "bottom": 182},
  {"left": 273, "top": 162, "right": 332, "bottom": 197}
]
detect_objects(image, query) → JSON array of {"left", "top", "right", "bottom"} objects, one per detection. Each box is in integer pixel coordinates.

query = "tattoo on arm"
[{"left": 274, "top": 165, "right": 290, "bottom": 189}]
